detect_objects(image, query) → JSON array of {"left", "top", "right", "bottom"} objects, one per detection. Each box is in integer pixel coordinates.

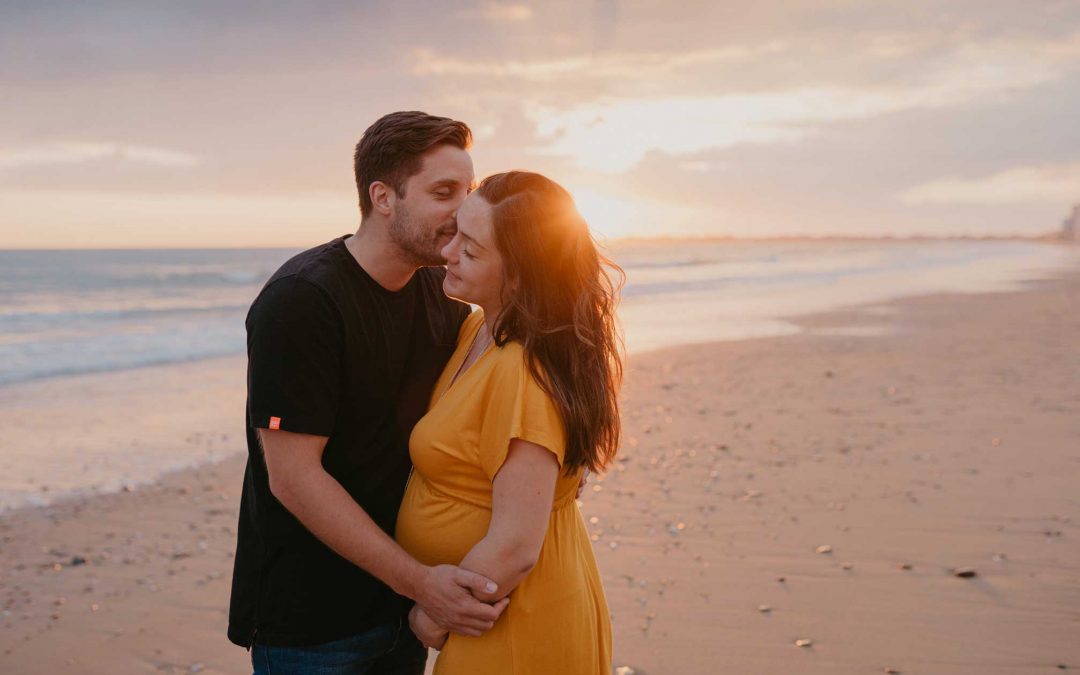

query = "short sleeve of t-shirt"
[
  {"left": 477, "top": 348, "right": 567, "bottom": 481},
  {"left": 246, "top": 276, "right": 343, "bottom": 437}
]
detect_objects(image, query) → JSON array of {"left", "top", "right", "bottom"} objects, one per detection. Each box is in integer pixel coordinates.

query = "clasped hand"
[
  {"left": 409, "top": 604, "right": 449, "bottom": 650},
  {"left": 411, "top": 564, "right": 509, "bottom": 649}
]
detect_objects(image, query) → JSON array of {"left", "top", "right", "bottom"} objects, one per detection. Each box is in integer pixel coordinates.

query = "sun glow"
[{"left": 568, "top": 187, "right": 706, "bottom": 241}]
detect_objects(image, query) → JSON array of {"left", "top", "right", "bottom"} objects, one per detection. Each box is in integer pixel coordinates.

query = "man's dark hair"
[{"left": 354, "top": 111, "right": 472, "bottom": 218}]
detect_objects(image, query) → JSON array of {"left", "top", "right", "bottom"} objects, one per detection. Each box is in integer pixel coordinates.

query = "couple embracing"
[{"left": 227, "top": 111, "right": 623, "bottom": 674}]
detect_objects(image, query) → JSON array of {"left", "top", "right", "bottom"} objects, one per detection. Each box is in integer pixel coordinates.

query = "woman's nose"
[{"left": 441, "top": 238, "right": 456, "bottom": 263}]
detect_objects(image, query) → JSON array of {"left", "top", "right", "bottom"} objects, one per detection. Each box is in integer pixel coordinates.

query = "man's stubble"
[{"left": 388, "top": 199, "right": 452, "bottom": 268}]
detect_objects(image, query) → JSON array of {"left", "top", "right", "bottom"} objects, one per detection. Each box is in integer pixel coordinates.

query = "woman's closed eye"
[{"left": 462, "top": 247, "right": 477, "bottom": 260}]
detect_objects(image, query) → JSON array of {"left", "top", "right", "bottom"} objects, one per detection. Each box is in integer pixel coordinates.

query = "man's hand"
[
  {"left": 415, "top": 564, "right": 509, "bottom": 636},
  {"left": 409, "top": 605, "right": 448, "bottom": 650}
]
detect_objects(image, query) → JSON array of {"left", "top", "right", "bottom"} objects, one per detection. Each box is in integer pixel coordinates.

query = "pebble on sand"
[
  {"left": 815, "top": 545, "right": 833, "bottom": 554},
  {"left": 952, "top": 567, "right": 977, "bottom": 578},
  {"left": 795, "top": 638, "right": 813, "bottom": 648}
]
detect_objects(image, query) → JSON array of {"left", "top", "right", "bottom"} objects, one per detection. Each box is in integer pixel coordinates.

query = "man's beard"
[{"left": 388, "top": 206, "right": 451, "bottom": 267}]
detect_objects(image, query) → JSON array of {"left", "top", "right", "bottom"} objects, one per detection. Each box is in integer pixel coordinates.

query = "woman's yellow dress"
[{"left": 396, "top": 310, "right": 612, "bottom": 674}]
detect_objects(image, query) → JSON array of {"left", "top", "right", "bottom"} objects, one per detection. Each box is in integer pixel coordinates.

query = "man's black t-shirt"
[{"left": 227, "top": 235, "right": 470, "bottom": 648}]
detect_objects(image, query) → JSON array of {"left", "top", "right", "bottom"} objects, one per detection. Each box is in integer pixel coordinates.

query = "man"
[{"left": 228, "top": 111, "right": 506, "bottom": 674}]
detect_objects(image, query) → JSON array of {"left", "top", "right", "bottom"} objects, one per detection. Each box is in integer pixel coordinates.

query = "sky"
[{"left": 1, "top": 0, "right": 1079, "bottom": 248}]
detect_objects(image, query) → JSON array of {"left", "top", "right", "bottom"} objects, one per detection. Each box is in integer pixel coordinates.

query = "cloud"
[
  {"left": 525, "top": 31, "right": 1080, "bottom": 171},
  {"left": 411, "top": 43, "right": 786, "bottom": 80},
  {"left": 0, "top": 142, "right": 199, "bottom": 170},
  {"left": 900, "top": 162, "right": 1080, "bottom": 205},
  {"left": 476, "top": 2, "right": 534, "bottom": 22}
]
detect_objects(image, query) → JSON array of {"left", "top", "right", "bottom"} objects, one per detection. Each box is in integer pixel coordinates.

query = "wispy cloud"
[
  {"left": 0, "top": 142, "right": 199, "bottom": 170},
  {"left": 526, "top": 31, "right": 1080, "bottom": 171},
  {"left": 475, "top": 2, "right": 533, "bottom": 22},
  {"left": 901, "top": 162, "right": 1080, "bottom": 205},
  {"left": 412, "top": 43, "right": 786, "bottom": 80}
]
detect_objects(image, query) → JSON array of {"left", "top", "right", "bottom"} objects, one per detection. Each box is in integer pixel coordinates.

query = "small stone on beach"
[
  {"left": 952, "top": 567, "right": 977, "bottom": 578},
  {"left": 795, "top": 638, "right": 813, "bottom": 647},
  {"left": 815, "top": 545, "right": 832, "bottom": 554}
]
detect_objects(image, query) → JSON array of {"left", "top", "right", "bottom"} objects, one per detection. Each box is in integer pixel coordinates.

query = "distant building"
[{"left": 1063, "top": 204, "right": 1080, "bottom": 242}]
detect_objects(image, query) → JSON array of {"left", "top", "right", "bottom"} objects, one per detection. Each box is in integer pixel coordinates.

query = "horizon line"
[{"left": 0, "top": 232, "right": 1070, "bottom": 252}]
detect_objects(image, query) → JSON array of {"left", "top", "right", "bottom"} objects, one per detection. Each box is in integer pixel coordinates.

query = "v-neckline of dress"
[{"left": 438, "top": 317, "right": 494, "bottom": 403}]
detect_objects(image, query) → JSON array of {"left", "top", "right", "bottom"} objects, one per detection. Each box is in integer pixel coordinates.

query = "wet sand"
[{"left": 1, "top": 269, "right": 1078, "bottom": 674}]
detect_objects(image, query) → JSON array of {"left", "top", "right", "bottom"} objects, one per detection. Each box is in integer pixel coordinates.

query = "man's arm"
[{"left": 259, "top": 428, "right": 508, "bottom": 636}]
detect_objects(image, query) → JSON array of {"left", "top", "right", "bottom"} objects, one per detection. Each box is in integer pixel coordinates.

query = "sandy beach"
[{"left": 1, "top": 267, "right": 1078, "bottom": 674}]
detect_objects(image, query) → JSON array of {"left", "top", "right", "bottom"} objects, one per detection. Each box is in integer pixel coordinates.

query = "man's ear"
[{"left": 370, "top": 181, "right": 395, "bottom": 217}]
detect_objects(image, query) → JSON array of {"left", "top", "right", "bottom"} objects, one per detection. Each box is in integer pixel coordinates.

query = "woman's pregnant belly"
[{"left": 396, "top": 474, "right": 493, "bottom": 566}]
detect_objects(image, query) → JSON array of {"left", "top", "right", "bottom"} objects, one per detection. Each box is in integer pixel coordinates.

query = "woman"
[{"left": 395, "top": 171, "right": 624, "bottom": 674}]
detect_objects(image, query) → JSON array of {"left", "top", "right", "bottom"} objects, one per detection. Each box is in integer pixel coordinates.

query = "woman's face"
[{"left": 440, "top": 193, "right": 506, "bottom": 312}]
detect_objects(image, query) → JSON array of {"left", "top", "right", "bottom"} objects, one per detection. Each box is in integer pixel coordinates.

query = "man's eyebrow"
[{"left": 430, "top": 178, "right": 461, "bottom": 189}]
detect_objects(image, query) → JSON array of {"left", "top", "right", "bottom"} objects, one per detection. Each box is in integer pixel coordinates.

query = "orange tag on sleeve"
[{"left": 269, "top": 416, "right": 281, "bottom": 430}]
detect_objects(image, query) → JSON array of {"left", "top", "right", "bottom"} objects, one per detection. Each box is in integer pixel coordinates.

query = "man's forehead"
[{"left": 413, "top": 146, "right": 474, "bottom": 184}]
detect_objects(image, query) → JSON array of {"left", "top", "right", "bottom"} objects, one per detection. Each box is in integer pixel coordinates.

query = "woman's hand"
[
  {"left": 409, "top": 604, "right": 449, "bottom": 650},
  {"left": 577, "top": 468, "right": 590, "bottom": 499}
]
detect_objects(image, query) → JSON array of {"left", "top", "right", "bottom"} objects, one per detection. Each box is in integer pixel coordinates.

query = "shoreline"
[
  {"left": 1, "top": 265, "right": 1078, "bottom": 673},
  {"left": 2, "top": 252, "right": 1077, "bottom": 515}
]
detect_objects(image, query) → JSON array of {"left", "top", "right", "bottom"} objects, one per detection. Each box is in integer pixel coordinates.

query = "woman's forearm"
[
  {"left": 456, "top": 533, "right": 540, "bottom": 603},
  {"left": 454, "top": 438, "right": 559, "bottom": 605}
]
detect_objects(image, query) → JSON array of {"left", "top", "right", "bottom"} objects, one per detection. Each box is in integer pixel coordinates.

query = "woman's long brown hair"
[{"left": 477, "top": 171, "right": 625, "bottom": 474}]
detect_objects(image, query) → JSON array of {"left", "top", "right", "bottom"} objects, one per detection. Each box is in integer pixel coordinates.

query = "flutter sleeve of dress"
[{"left": 476, "top": 346, "right": 567, "bottom": 481}]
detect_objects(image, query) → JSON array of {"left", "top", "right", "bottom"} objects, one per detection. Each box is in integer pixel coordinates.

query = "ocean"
[
  {"left": 1, "top": 239, "right": 1076, "bottom": 386},
  {"left": 1, "top": 238, "right": 1077, "bottom": 512}
]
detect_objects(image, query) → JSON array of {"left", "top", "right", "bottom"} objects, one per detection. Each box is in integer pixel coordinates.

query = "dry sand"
[{"left": 1, "top": 270, "right": 1078, "bottom": 674}]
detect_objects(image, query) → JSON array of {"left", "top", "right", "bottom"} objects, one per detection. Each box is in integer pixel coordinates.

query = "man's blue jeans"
[{"left": 251, "top": 617, "right": 427, "bottom": 675}]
